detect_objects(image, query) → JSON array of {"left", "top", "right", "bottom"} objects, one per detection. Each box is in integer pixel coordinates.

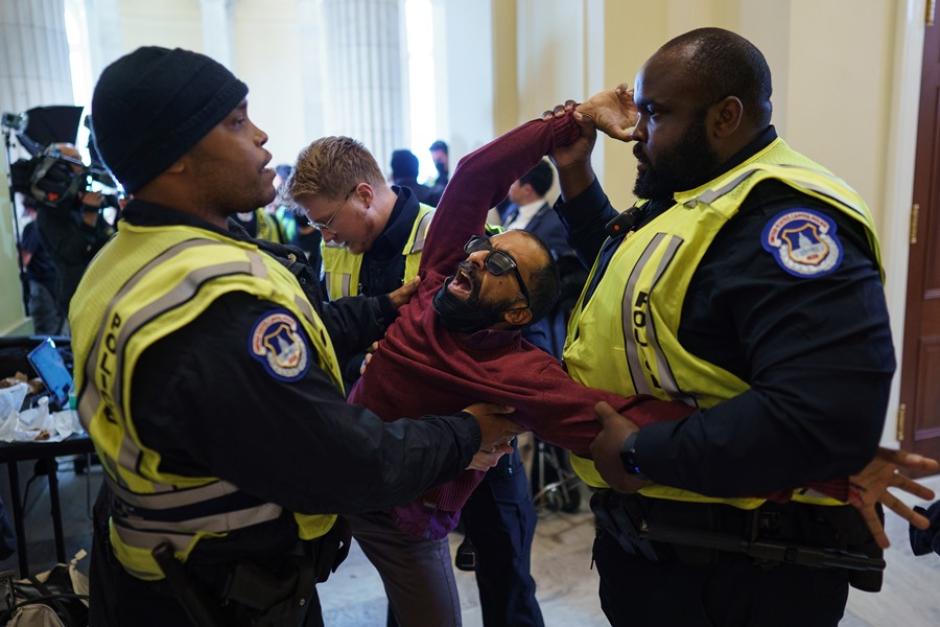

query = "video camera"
[{"left": 2, "top": 106, "right": 121, "bottom": 212}]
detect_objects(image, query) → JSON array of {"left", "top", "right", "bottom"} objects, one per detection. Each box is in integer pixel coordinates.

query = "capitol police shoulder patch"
[
  {"left": 248, "top": 309, "right": 311, "bottom": 382},
  {"left": 761, "top": 209, "right": 844, "bottom": 278}
]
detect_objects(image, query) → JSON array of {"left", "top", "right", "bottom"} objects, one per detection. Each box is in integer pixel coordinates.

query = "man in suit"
[
  {"left": 503, "top": 159, "right": 586, "bottom": 359},
  {"left": 503, "top": 160, "right": 564, "bottom": 251}
]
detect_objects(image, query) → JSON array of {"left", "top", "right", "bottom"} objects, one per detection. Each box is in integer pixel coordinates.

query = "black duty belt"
[{"left": 590, "top": 490, "right": 884, "bottom": 581}]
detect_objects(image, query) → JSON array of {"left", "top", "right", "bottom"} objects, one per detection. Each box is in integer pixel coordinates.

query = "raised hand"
[
  {"left": 848, "top": 447, "right": 939, "bottom": 549},
  {"left": 387, "top": 276, "right": 421, "bottom": 309},
  {"left": 542, "top": 99, "right": 597, "bottom": 173},
  {"left": 576, "top": 84, "right": 638, "bottom": 142}
]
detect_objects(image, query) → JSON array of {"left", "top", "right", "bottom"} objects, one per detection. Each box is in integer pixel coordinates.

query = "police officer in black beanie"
[{"left": 74, "top": 46, "right": 520, "bottom": 627}]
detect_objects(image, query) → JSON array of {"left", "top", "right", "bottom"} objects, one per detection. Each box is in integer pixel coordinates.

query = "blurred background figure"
[
  {"left": 390, "top": 148, "right": 440, "bottom": 207},
  {"left": 17, "top": 197, "right": 62, "bottom": 335},
  {"left": 427, "top": 139, "right": 449, "bottom": 199},
  {"left": 502, "top": 159, "right": 586, "bottom": 360},
  {"left": 910, "top": 500, "right": 940, "bottom": 558}
]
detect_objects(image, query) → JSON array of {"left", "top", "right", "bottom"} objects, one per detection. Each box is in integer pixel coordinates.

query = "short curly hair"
[
  {"left": 517, "top": 231, "right": 560, "bottom": 323},
  {"left": 288, "top": 136, "right": 384, "bottom": 200}
]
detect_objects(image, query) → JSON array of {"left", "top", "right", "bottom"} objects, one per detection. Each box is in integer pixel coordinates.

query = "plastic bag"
[
  {"left": 0, "top": 383, "right": 29, "bottom": 441},
  {"left": 2, "top": 550, "right": 89, "bottom": 627}
]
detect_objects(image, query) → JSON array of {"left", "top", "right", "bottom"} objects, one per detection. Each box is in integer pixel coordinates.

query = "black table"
[{"left": 0, "top": 435, "right": 95, "bottom": 576}]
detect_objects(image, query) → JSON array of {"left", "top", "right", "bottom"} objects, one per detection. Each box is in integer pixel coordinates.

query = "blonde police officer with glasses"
[{"left": 72, "top": 46, "right": 520, "bottom": 627}]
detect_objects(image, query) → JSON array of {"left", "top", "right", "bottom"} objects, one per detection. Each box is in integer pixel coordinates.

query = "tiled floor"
[{"left": 4, "top": 462, "right": 939, "bottom": 626}]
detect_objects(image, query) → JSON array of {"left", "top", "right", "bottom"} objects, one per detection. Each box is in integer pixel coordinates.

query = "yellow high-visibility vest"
[
  {"left": 564, "top": 137, "right": 883, "bottom": 509},
  {"left": 70, "top": 222, "right": 344, "bottom": 579},
  {"left": 322, "top": 203, "right": 434, "bottom": 299},
  {"left": 254, "top": 207, "right": 284, "bottom": 244}
]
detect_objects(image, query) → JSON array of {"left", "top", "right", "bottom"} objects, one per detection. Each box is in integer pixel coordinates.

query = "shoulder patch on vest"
[
  {"left": 761, "top": 209, "right": 843, "bottom": 278},
  {"left": 248, "top": 309, "right": 311, "bottom": 382}
]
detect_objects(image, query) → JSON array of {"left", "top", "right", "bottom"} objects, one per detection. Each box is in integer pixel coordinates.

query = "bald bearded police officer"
[
  {"left": 74, "top": 47, "right": 520, "bottom": 627},
  {"left": 551, "top": 28, "right": 898, "bottom": 627}
]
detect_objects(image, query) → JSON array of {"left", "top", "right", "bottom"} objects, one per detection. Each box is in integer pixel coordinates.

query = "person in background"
[
  {"left": 428, "top": 139, "right": 450, "bottom": 198},
  {"left": 18, "top": 197, "right": 62, "bottom": 335},
  {"left": 33, "top": 144, "right": 113, "bottom": 327},
  {"left": 231, "top": 206, "right": 285, "bottom": 243},
  {"left": 910, "top": 499, "right": 940, "bottom": 558},
  {"left": 502, "top": 158, "right": 585, "bottom": 358},
  {"left": 391, "top": 148, "right": 440, "bottom": 207}
]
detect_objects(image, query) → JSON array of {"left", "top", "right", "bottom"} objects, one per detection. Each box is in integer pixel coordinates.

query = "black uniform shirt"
[
  {"left": 36, "top": 198, "right": 112, "bottom": 309},
  {"left": 555, "top": 127, "right": 895, "bottom": 496},
  {"left": 358, "top": 186, "right": 419, "bottom": 297},
  {"left": 111, "top": 201, "right": 480, "bottom": 558}
]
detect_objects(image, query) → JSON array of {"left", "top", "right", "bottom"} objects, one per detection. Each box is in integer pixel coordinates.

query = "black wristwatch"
[{"left": 619, "top": 432, "right": 643, "bottom": 476}]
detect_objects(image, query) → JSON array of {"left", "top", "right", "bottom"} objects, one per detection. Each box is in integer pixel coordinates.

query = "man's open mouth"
[{"left": 447, "top": 267, "right": 475, "bottom": 299}]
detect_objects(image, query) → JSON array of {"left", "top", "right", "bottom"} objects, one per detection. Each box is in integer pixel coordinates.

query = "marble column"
[
  {"left": 0, "top": 0, "right": 75, "bottom": 332},
  {"left": 0, "top": 0, "right": 74, "bottom": 115},
  {"left": 200, "top": 0, "right": 235, "bottom": 69},
  {"left": 296, "top": 0, "right": 328, "bottom": 143},
  {"left": 316, "top": 0, "right": 407, "bottom": 171},
  {"left": 83, "top": 0, "right": 124, "bottom": 79}
]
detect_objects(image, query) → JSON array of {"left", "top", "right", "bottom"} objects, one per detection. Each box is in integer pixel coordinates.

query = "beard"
[
  {"left": 633, "top": 114, "right": 721, "bottom": 201},
  {"left": 432, "top": 261, "right": 510, "bottom": 333}
]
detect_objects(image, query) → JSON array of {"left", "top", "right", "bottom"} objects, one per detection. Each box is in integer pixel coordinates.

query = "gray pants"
[
  {"left": 348, "top": 511, "right": 461, "bottom": 627},
  {"left": 28, "top": 280, "right": 62, "bottom": 335}
]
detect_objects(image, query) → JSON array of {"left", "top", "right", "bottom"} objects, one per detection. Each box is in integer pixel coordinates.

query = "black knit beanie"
[{"left": 91, "top": 47, "right": 248, "bottom": 193}]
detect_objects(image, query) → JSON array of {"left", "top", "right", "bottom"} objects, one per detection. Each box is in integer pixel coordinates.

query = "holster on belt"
[
  {"left": 590, "top": 490, "right": 658, "bottom": 562},
  {"left": 312, "top": 516, "right": 352, "bottom": 583},
  {"left": 591, "top": 490, "right": 885, "bottom": 592}
]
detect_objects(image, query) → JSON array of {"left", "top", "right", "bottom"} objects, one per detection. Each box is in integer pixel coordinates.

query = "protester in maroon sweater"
[{"left": 345, "top": 111, "right": 691, "bottom": 540}]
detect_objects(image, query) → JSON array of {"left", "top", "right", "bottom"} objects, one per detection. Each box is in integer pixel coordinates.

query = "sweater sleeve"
[
  {"left": 497, "top": 350, "right": 694, "bottom": 457},
  {"left": 419, "top": 114, "right": 582, "bottom": 275}
]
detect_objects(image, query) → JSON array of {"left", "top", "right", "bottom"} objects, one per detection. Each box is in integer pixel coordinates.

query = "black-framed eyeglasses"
[
  {"left": 463, "top": 234, "right": 530, "bottom": 306},
  {"left": 311, "top": 184, "right": 358, "bottom": 231}
]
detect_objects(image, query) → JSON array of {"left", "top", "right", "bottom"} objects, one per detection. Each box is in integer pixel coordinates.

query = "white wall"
[
  {"left": 231, "top": 0, "right": 306, "bottom": 167},
  {"left": 117, "top": 0, "right": 202, "bottom": 54},
  {"left": 431, "top": 0, "right": 495, "bottom": 165}
]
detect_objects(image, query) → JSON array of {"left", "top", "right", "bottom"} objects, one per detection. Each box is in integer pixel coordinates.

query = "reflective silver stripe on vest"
[
  {"left": 341, "top": 273, "right": 351, "bottom": 297},
  {"left": 642, "top": 235, "right": 696, "bottom": 407},
  {"left": 775, "top": 165, "right": 866, "bottom": 219},
  {"left": 411, "top": 211, "right": 434, "bottom": 253},
  {"left": 687, "top": 164, "right": 866, "bottom": 221},
  {"left": 78, "top": 238, "right": 222, "bottom": 435},
  {"left": 79, "top": 238, "right": 229, "bottom": 489},
  {"left": 622, "top": 234, "right": 663, "bottom": 396},
  {"left": 293, "top": 295, "right": 317, "bottom": 327},
  {"left": 80, "top": 240, "right": 293, "bottom": 558},
  {"left": 108, "top": 475, "right": 241, "bottom": 510},
  {"left": 323, "top": 271, "right": 333, "bottom": 299},
  {"left": 110, "top": 259, "right": 259, "bottom": 483},
  {"left": 112, "top": 501, "right": 283, "bottom": 553},
  {"left": 621, "top": 233, "right": 691, "bottom": 404},
  {"left": 685, "top": 169, "right": 759, "bottom": 207}
]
